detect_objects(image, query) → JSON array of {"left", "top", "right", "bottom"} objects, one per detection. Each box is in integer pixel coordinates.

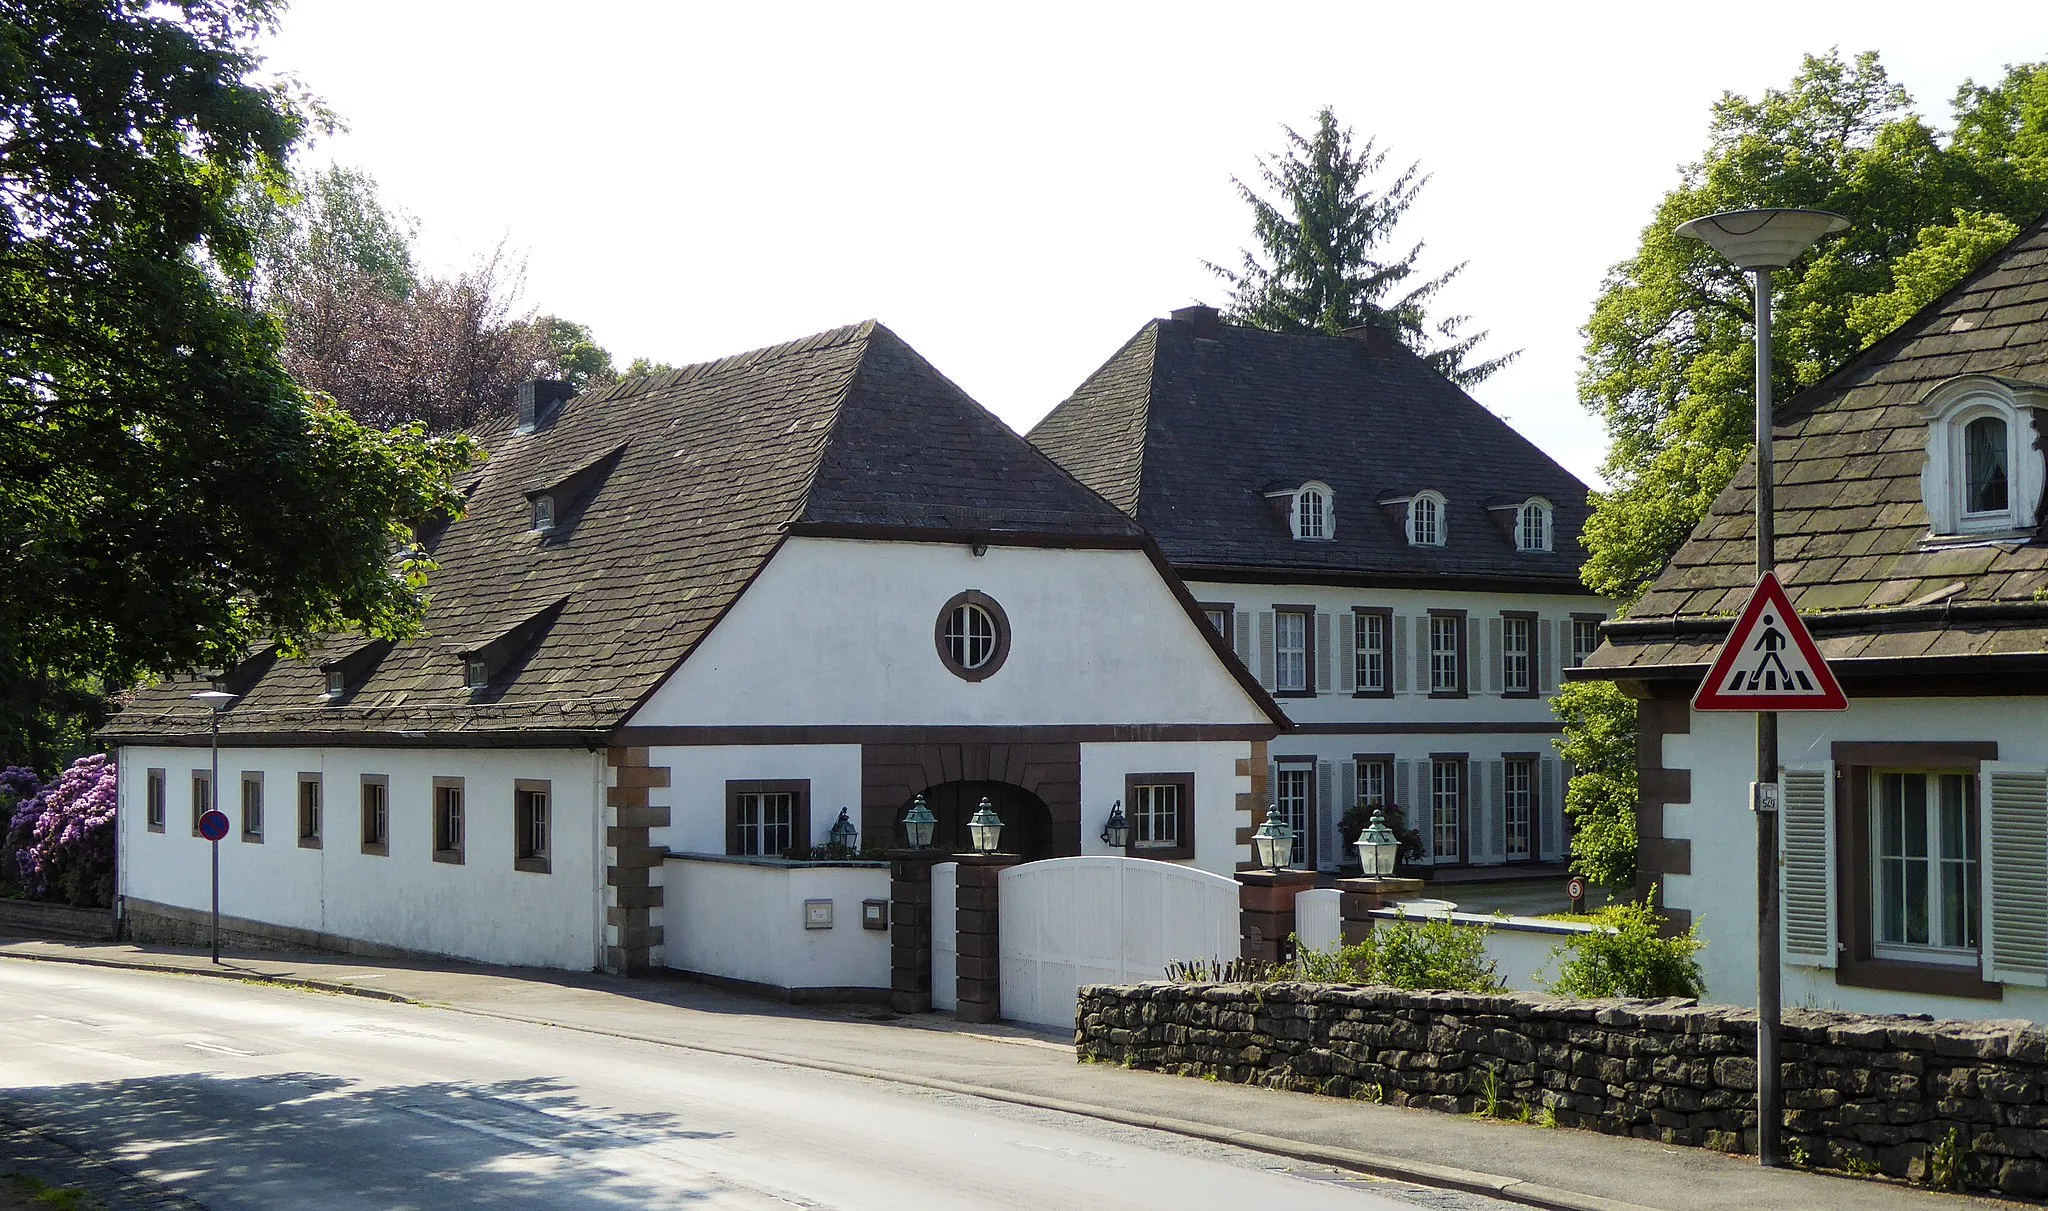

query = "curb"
[{"left": 0, "top": 948, "right": 1659, "bottom": 1211}]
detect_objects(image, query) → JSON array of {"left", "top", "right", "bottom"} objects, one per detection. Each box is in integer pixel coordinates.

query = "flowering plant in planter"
[
  {"left": 1338, "top": 800, "right": 1423, "bottom": 866},
  {"left": 9, "top": 754, "right": 117, "bottom": 907}
]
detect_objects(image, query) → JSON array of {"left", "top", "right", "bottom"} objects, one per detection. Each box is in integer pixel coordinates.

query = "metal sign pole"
[
  {"left": 1751, "top": 264, "right": 1782, "bottom": 1168},
  {"left": 210, "top": 708, "right": 221, "bottom": 966}
]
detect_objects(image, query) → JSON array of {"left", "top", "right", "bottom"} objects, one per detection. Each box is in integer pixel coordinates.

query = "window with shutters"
[
  {"left": 297, "top": 774, "right": 321, "bottom": 848},
  {"left": 1291, "top": 482, "right": 1334, "bottom": 540},
  {"left": 1407, "top": 491, "right": 1445, "bottom": 546},
  {"left": 146, "top": 768, "right": 166, "bottom": 832},
  {"left": 1356, "top": 759, "right": 1390, "bottom": 808},
  {"left": 1427, "top": 612, "right": 1464, "bottom": 696},
  {"left": 1570, "top": 615, "right": 1604, "bottom": 667},
  {"left": 1503, "top": 757, "right": 1535, "bottom": 861},
  {"left": 1871, "top": 771, "right": 1980, "bottom": 964},
  {"left": 1274, "top": 608, "right": 1312, "bottom": 695},
  {"left": 1274, "top": 764, "right": 1313, "bottom": 868},
  {"left": 1429, "top": 757, "right": 1464, "bottom": 863},
  {"left": 433, "top": 777, "right": 465, "bottom": 864},
  {"left": 1500, "top": 614, "right": 1534, "bottom": 696},
  {"left": 1353, "top": 609, "right": 1390, "bottom": 696}
]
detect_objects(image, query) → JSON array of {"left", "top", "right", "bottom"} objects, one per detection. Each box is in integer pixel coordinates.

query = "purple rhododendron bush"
[{"left": 4, "top": 755, "right": 116, "bottom": 907}]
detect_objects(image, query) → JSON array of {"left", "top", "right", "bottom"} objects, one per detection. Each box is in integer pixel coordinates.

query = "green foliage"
[
  {"left": 1927, "top": 1126, "right": 1974, "bottom": 1189},
  {"left": 1551, "top": 681, "right": 1639, "bottom": 891},
  {"left": 1580, "top": 51, "right": 2048, "bottom": 608},
  {"left": 1536, "top": 1102, "right": 1559, "bottom": 1129},
  {"left": 1164, "top": 956, "right": 1279, "bottom": 984},
  {"left": 1291, "top": 915, "right": 1504, "bottom": 993},
  {"left": 1, "top": 0, "right": 479, "bottom": 764},
  {"left": 1544, "top": 889, "right": 1706, "bottom": 1000},
  {"left": 1208, "top": 106, "right": 1515, "bottom": 387},
  {"left": 1474, "top": 1065, "right": 1505, "bottom": 1119}
]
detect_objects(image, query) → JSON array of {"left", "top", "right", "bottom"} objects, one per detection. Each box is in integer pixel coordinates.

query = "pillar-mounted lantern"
[
  {"left": 1100, "top": 799, "right": 1129, "bottom": 848},
  {"left": 902, "top": 795, "right": 937, "bottom": 849},
  {"left": 1354, "top": 808, "right": 1399, "bottom": 878},
  {"left": 828, "top": 807, "right": 859, "bottom": 854},
  {"left": 967, "top": 797, "right": 1004, "bottom": 854},
  {"left": 1252, "top": 804, "right": 1293, "bottom": 871}
]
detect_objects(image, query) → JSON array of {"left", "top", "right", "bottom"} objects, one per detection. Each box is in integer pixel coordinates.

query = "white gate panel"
[
  {"left": 931, "top": 861, "right": 958, "bottom": 1012},
  {"left": 998, "top": 857, "right": 1238, "bottom": 1030},
  {"left": 1294, "top": 887, "right": 1343, "bottom": 953}
]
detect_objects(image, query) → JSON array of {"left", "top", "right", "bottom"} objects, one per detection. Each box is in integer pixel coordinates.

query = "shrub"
[
  {"left": 1287, "top": 913, "right": 1504, "bottom": 993},
  {"left": 1, "top": 766, "right": 46, "bottom": 891},
  {"left": 1337, "top": 801, "right": 1424, "bottom": 864},
  {"left": 1165, "top": 956, "right": 1278, "bottom": 984},
  {"left": 1544, "top": 887, "right": 1706, "bottom": 999},
  {"left": 10, "top": 754, "right": 118, "bottom": 907}
]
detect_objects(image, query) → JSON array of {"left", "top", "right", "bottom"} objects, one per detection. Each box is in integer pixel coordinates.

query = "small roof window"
[
  {"left": 1407, "top": 491, "right": 1445, "bottom": 547},
  {"left": 1515, "top": 498, "right": 1553, "bottom": 552},
  {"left": 1919, "top": 375, "right": 2048, "bottom": 537},
  {"left": 532, "top": 493, "right": 556, "bottom": 535},
  {"left": 1290, "top": 482, "right": 1333, "bottom": 541}
]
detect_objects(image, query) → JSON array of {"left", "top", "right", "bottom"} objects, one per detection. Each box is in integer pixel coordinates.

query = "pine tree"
[{"left": 1207, "top": 107, "right": 1516, "bottom": 386}]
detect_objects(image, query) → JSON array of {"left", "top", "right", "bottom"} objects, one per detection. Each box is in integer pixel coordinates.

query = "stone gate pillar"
[
  {"left": 1236, "top": 869, "right": 1318, "bottom": 964},
  {"left": 953, "top": 852, "right": 1022, "bottom": 1023},
  {"left": 1336, "top": 876, "right": 1427, "bottom": 943},
  {"left": 887, "top": 850, "right": 942, "bottom": 1013}
]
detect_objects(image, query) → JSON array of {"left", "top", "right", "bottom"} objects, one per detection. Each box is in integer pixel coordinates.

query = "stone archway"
[
  {"left": 861, "top": 739, "right": 1081, "bottom": 857},
  {"left": 910, "top": 780, "right": 1054, "bottom": 860}
]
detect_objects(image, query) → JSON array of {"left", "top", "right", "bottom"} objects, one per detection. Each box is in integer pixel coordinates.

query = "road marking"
[{"left": 182, "top": 1041, "right": 256, "bottom": 1057}]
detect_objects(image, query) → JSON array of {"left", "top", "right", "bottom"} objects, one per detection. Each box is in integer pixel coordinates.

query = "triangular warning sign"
[{"left": 1693, "top": 572, "right": 1847, "bottom": 712}]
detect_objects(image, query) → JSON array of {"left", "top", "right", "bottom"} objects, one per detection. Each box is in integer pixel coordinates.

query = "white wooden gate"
[
  {"left": 997, "top": 856, "right": 1239, "bottom": 1030},
  {"left": 931, "top": 861, "right": 958, "bottom": 1012}
]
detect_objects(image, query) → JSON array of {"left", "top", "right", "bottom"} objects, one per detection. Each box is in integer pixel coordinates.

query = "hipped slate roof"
[
  {"left": 1583, "top": 211, "right": 2048, "bottom": 681},
  {"left": 107, "top": 322, "right": 1161, "bottom": 742},
  {"left": 1027, "top": 312, "right": 1595, "bottom": 591}
]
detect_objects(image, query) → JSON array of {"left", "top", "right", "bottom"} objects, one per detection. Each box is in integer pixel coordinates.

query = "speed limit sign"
[{"left": 1566, "top": 875, "right": 1586, "bottom": 900}]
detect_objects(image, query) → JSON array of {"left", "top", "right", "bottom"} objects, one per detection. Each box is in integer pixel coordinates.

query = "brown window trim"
[
  {"left": 360, "top": 774, "right": 390, "bottom": 856},
  {"left": 145, "top": 768, "right": 167, "bottom": 833},
  {"left": 1273, "top": 604, "right": 1317, "bottom": 698},
  {"left": 725, "top": 779, "right": 811, "bottom": 858},
  {"left": 1429, "top": 752, "right": 1470, "bottom": 865},
  {"left": 1500, "top": 611, "right": 1540, "bottom": 699},
  {"left": 934, "top": 590, "right": 1011, "bottom": 682},
  {"left": 190, "top": 770, "right": 212, "bottom": 836},
  {"left": 1502, "top": 751, "right": 1543, "bottom": 862},
  {"left": 1427, "top": 610, "right": 1468, "bottom": 699},
  {"left": 1197, "top": 602, "right": 1235, "bottom": 650},
  {"left": 1351, "top": 607, "right": 1394, "bottom": 699},
  {"left": 1123, "top": 772, "right": 1196, "bottom": 860},
  {"left": 239, "top": 771, "right": 264, "bottom": 843},
  {"left": 432, "top": 776, "right": 466, "bottom": 865},
  {"left": 1273, "top": 756, "right": 1319, "bottom": 868},
  {"left": 1569, "top": 612, "right": 1607, "bottom": 669},
  {"left": 1834, "top": 745, "right": 2003, "bottom": 1001},
  {"left": 514, "top": 778, "right": 552, "bottom": 874},
  {"left": 296, "top": 772, "right": 322, "bottom": 850}
]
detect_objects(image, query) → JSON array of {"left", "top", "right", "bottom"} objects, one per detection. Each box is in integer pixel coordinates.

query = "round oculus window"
[{"left": 935, "top": 590, "right": 1010, "bottom": 681}]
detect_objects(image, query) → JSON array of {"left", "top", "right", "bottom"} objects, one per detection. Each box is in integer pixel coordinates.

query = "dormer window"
[
  {"left": 1516, "top": 498, "right": 1553, "bottom": 552},
  {"left": 1407, "top": 491, "right": 1444, "bottom": 546},
  {"left": 324, "top": 668, "right": 346, "bottom": 699},
  {"left": 1291, "top": 482, "right": 1333, "bottom": 541},
  {"left": 1920, "top": 375, "right": 2046, "bottom": 537},
  {"left": 464, "top": 655, "right": 489, "bottom": 690},
  {"left": 532, "top": 493, "right": 556, "bottom": 534}
]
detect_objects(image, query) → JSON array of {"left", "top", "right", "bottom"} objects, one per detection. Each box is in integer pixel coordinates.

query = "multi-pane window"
[
  {"left": 1202, "top": 606, "right": 1232, "bottom": 647},
  {"left": 1356, "top": 760, "right": 1389, "bottom": 808},
  {"left": 324, "top": 668, "right": 347, "bottom": 698},
  {"left": 240, "top": 774, "right": 263, "bottom": 839},
  {"left": 515, "top": 783, "right": 550, "bottom": 872},
  {"left": 1571, "top": 618, "right": 1602, "bottom": 668},
  {"left": 1516, "top": 501, "right": 1551, "bottom": 552},
  {"left": 191, "top": 772, "right": 211, "bottom": 834},
  {"left": 1428, "top": 614, "right": 1462, "bottom": 694},
  {"left": 1430, "top": 759, "right": 1462, "bottom": 861},
  {"left": 735, "top": 792, "right": 796, "bottom": 857},
  {"left": 465, "top": 655, "right": 490, "bottom": 690},
  {"left": 1275, "top": 610, "right": 1309, "bottom": 692},
  {"left": 146, "top": 769, "right": 166, "bottom": 831},
  {"left": 1964, "top": 416, "right": 2009, "bottom": 516},
  {"left": 297, "top": 776, "right": 321, "bottom": 843},
  {"left": 1274, "top": 766, "right": 1312, "bottom": 868},
  {"left": 1354, "top": 612, "right": 1386, "bottom": 693},
  {"left": 532, "top": 493, "right": 556, "bottom": 533},
  {"left": 1293, "top": 486, "right": 1330, "bottom": 540},
  {"left": 944, "top": 602, "right": 998, "bottom": 671},
  {"left": 1408, "top": 494, "right": 1441, "bottom": 546},
  {"left": 1134, "top": 783, "right": 1180, "bottom": 849},
  {"left": 1873, "top": 771, "right": 1979, "bottom": 960},
  {"left": 1504, "top": 759, "right": 1535, "bottom": 860},
  {"left": 361, "top": 778, "right": 389, "bottom": 850},
  {"left": 1501, "top": 616, "right": 1533, "bottom": 694},
  {"left": 434, "top": 780, "right": 465, "bottom": 859}
]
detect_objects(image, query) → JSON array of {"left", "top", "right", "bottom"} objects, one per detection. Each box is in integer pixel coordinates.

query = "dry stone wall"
[{"left": 1076, "top": 981, "right": 2048, "bottom": 1198}]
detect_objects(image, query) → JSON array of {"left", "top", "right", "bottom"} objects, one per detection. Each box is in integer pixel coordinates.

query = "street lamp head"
[
  {"left": 1355, "top": 808, "right": 1400, "bottom": 878},
  {"left": 901, "top": 795, "right": 938, "bottom": 849},
  {"left": 1099, "top": 799, "right": 1129, "bottom": 848},
  {"left": 189, "top": 691, "right": 237, "bottom": 711},
  {"left": 1674, "top": 208, "right": 1847, "bottom": 270},
  {"left": 1252, "top": 804, "right": 1294, "bottom": 872},
  {"left": 967, "top": 797, "right": 1004, "bottom": 854}
]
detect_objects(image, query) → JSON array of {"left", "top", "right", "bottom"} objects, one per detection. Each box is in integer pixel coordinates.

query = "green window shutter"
[
  {"left": 1392, "top": 616, "right": 1410, "bottom": 693},
  {"left": 1256, "top": 611, "right": 1276, "bottom": 688},
  {"left": 1314, "top": 612, "right": 1333, "bottom": 694},
  {"left": 1486, "top": 617, "right": 1504, "bottom": 694},
  {"left": 1983, "top": 763, "right": 2048, "bottom": 987},
  {"left": 1340, "top": 760, "right": 1358, "bottom": 822},
  {"left": 1395, "top": 759, "right": 1415, "bottom": 838},
  {"left": 1538, "top": 619, "right": 1557, "bottom": 693},
  {"left": 1233, "top": 611, "right": 1252, "bottom": 667},
  {"left": 1488, "top": 757, "right": 1507, "bottom": 863},
  {"left": 1540, "top": 756, "right": 1563, "bottom": 861},
  {"left": 1337, "top": 613, "right": 1357, "bottom": 693},
  {"left": 1316, "top": 761, "right": 1336, "bottom": 870},
  {"left": 1779, "top": 765, "right": 1836, "bottom": 969}
]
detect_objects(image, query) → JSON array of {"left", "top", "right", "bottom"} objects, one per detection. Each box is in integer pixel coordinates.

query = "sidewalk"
[{"left": 0, "top": 936, "right": 2016, "bottom": 1211}]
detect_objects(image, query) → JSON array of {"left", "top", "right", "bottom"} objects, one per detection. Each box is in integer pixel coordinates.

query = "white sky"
[{"left": 260, "top": 2, "right": 2048, "bottom": 486}]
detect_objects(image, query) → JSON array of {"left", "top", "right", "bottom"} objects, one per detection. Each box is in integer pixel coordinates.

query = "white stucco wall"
[
  {"left": 116, "top": 744, "right": 603, "bottom": 970},
  {"left": 661, "top": 856, "right": 890, "bottom": 989},
  {"left": 1661, "top": 698, "right": 2048, "bottom": 1021},
  {"left": 1077, "top": 741, "right": 1250, "bottom": 875},
  {"left": 629, "top": 538, "right": 1270, "bottom": 728},
  {"left": 644, "top": 744, "right": 863, "bottom": 855}
]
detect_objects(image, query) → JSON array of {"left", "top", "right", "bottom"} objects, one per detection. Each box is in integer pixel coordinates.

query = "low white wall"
[
  {"left": 1367, "top": 905, "right": 1594, "bottom": 992},
  {"left": 663, "top": 855, "right": 890, "bottom": 991},
  {"left": 645, "top": 744, "right": 863, "bottom": 855},
  {"left": 1077, "top": 741, "right": 1252, "bottom": 876}
]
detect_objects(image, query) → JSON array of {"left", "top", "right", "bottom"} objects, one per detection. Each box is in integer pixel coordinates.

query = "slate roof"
[
  {"left": 1027, "top": 311, "right": 1596, "bottom": 591},
  {"left": 1582, "top": 210, "right": 2048, "bottom": 681},
  {"left": 106, "top": 322, "right": 1179, "bottom": 743}
]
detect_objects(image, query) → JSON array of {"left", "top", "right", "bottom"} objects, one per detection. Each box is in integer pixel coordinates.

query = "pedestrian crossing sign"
[{"left": 1693, "top": 572, "right": 1847, "bottom": 712}]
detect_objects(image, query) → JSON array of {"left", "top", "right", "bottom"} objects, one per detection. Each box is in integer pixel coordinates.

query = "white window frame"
[
  {"left": 1275, "top": 764, "right": 1313, "bottom": 868},
  {"left": 1356, "top": 759, "right": 1389, "bottom": 808},
  {"left": 464, "top": 655, "right": 490, "bottom": 690},
  {"left": 1407, "top": 491, "right": 1445, "bottom": 546},
  {"left": 1515, "top": 498, "right": 1553, "bottom": 552},
  {"left": 1291, "top": 482, "right": 1334, "bottom": 541},
  {"left": 1275, "top": 609, "right": 1309, "bottom": 692},
  {"left": 1430, "top": 758, "right": 1462, "bottom": 862},
  {"left": 434, "top": 780, "right": 465, "bottom": 856},
  {"left": 532, "top": 493, "right": 556, "bottom": 534},
  {"left": 735, "top": 791, "right": 796, "bottom": 857},
  {"left": 1919, "top": 376, "right": 2047, "bottom": 537},
  {"left": 324, "top": 667, "right": 346, "bottom": 698},
  {"left": 1133, "top": 782, "right": 1180, "bottom": 849},
  {"left": 1354, "top": 611, "right": 1386, "bottom": 693},
  {"left": 1504, "top": 758, "right": 1535, "bottom": 861},
  {"left": 297, "top": 775, "right": 321, "bottom": 841},
  {"left": 1571, "top": 617, "right": 1603, "bottom": 668},
  {"left": 1871, "top": 768, "right": 1980, "bottom": 965},
  {"left": 1428, "top": 614, "right": 1461, "bottom": 694},
  {"left": 1501, "top": 615, "right": 1533, "bottom": 694},
  {"left": 944, "top": 602, "right": 998, "bottom": 671}
]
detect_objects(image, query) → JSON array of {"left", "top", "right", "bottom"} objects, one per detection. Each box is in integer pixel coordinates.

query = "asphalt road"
[{"left": 0, "top": 960, "right": 1523, "bottom": 1211}]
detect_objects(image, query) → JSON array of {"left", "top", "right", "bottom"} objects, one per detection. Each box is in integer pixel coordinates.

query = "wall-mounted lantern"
[
  {"left": 902, "top": 795, "right": 937, "bottom": 849},
  {"left": 1354, "top": 808, "right": 1399, "bottom": 878},
  {"left": 1100, "top": 800, "right": 1129, "bottom": 848},
  {"left": 1252, "top": 804, "right": 1293, "bottom": 871},
  {"left": 828, "top": 807, "right": 858, "bottom": 853},
  {"left": 967, "top": 797, "right": 1004, "bottom": 854}
]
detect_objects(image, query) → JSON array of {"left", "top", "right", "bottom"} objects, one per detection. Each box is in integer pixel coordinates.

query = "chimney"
[
  {"left": 1169, "top": 304, "right": 1224, "bottom": 339},
  {"left": 1339, "top": 322, "right": 1403, "bottom": 357},
  {"left": 517, "top": 379, "right": 576, "bottom": 433}
]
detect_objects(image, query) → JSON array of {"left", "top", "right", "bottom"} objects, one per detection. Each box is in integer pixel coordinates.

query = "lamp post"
[
  {"left": 1674, "top": 206, "right": 1846, "bottom": 1169},
  {"left": 1252, "top": 804, "right": 1294, "bottom": 872},
  {"left": 901, "top": 795, "right": 937, "bottom": 849},
  {"left": 189, "top": 690, "right": 236, "bottom": 964},
  {"left": 966, "top": 797, "right": 1004, "bottom": 854},
  {"left": 1354, "top": 808, "right": 1399, "bottom": 878},
  {"left": 1100, "top": 800, "right": 1129, "bottom": 848}
]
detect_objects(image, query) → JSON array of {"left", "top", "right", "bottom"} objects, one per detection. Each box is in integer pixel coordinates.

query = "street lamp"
[
  {"left": 901, "top": 795, "right": 937, "bottom": 849},
  {"left": 1675, "top": 205, "right": 1846, "bottom": 1172},
  {"left": 1100, "top": 800, "right": 1129, "bottom": 848},
  {"left": 189, "top": 690, "right": 236, "bottom": 964},
  {"left": 828, "top": 807, "right": 858, "bottom": 854},
  {"left": 966, "top": 797, "right": 1004, "bottom": 854},
  {"left": 1252, "top": 804, "right": 1293, "bottom": 872},
  {"left": 1354, "top": 808, "right": 1399, "bottom": 878}
]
